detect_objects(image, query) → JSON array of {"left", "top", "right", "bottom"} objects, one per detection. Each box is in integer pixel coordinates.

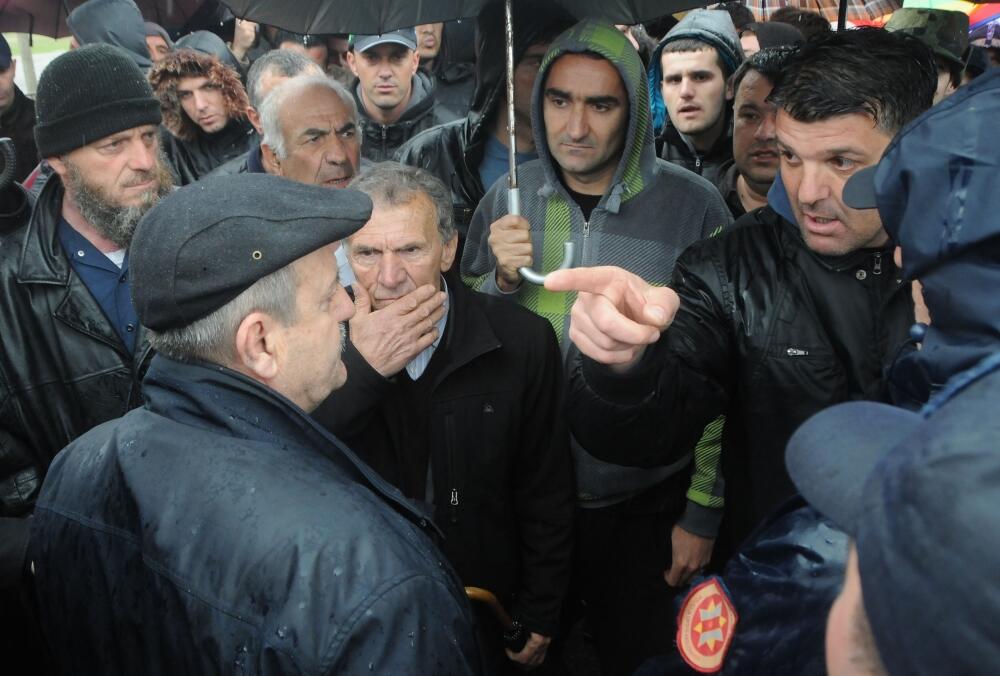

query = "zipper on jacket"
[
  {"left": 786, "top": 347, "right": 809, "bottom": 356},
  {"left": 380, "top": 125, "right": 388, "bottom": 157},
  {"left": 695, "top": 156, "right": 703, "bottom": 173},
  {"left": 445, "top": 413, "right": 459, "bottom": 523},
  {"left": 582, "top": 219, "right": 591, "bottom": 263},
  {"left": 872, "top": 252, "right": 883, "bottom": 275}
]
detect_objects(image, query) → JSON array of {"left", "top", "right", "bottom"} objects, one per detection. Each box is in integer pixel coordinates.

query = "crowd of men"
[{"left": 0, "top": 0, "right": 997, "bottom": 674}]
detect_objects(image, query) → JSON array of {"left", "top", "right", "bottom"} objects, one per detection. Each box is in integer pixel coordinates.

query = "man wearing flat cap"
[
  {"left": 0, "top": 43, "right": 173, "bottom": 637},
  {"left": 28, "top": 173, "right": 481, "bottom": 675}
]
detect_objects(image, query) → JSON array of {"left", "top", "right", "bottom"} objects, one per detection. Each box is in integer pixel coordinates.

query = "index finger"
[{"left": 544, "top": 266, "right": 640, "bottom": 295}]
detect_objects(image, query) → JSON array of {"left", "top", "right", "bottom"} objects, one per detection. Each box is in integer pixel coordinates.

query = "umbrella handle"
[
  {"left": 464, "top": 586, "right": 529, "bottom": 653},
  {"left": 509, "top": 187, "right": 576, "bottom": 285}
]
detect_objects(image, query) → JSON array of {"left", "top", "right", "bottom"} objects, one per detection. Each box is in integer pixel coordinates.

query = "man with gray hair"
[
  {"left": 28, "top": 173, "right": 482, "bottom": 674},
  {"left": 209, "top": 49, "right": 324, "bottom": 177},
  {"left": 313, "top": 163, "right": 574, "bottom": 673}
]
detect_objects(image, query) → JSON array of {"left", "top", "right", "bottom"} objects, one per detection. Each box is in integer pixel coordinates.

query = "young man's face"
[
  {"left": 347, "top": 193, "right": 456, "bottom": 310},
  {"left": 414, "top": 23, "right": 444, "bottom": 64},
  {"left": 268, "top": 85, "right": 361, "bottom": 189},
  {"left": 346, "top": 43, "right": 419, "bottom": 121},
  {"left": 511, "top": 42, "right": 549, "bottom": 124},
  {"left": 777, "top": 109, "right": 891, "bottom": 257},
  {"left": 732, "top": 69, "right": 779, "bottom": 192},
  {"left": 177, "top": 76, "right": 229, "bottom": 134},
  {"left": 660, "top": 48, "right": 728, "bottom": 137},
  {"left": 543, "top": 53, "right": 628, "bottom": 193},
  {"left": 0, "top": 60, "right": 17, "bottom": 112}
]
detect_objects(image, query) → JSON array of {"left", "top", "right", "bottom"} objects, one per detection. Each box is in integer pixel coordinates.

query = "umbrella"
[
  {"left": 741, "top": 0, "right": 901, "bottom": 23},
  {"left": 0, "top": 0, "right": 206, "bottom": 39}
]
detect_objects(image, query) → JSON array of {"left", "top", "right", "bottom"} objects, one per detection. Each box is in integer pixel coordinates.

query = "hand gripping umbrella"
[{"left": 222, "top": 0, "right": 709, "bottom": 281}]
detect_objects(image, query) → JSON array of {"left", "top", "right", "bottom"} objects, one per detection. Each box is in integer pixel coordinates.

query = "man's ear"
[
  {"left": 261, "top": 143, "right": 282, "bottom": 175},
  {"left": 47, "top": 155, "right": 68, "bottom": 179},
  {"left": 440, "top": 233, "right": 458, "bottom": 273},
  {"left": 234, "top": 311, "right": 281, "bottom": 382},
  {"left": 410, "top": 49, "right": 420, "bottom": 76},
  {"left": 247, "top": 107, "right": 262, "bottom": 135},
  {"left": 346, "top": 50, "right": 359, "bottom": 77},
  {"left": 725, "top": 73, "right": 735, "bottom": 101}
]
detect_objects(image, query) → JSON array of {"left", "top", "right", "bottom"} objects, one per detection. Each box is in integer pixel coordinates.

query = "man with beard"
[{"left": 0, "top": 45, "right": 172, "bottom": 605}]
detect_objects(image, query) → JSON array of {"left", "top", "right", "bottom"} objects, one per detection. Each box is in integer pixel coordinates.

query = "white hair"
[{"left": 259, "top": 74, "right": 358, "bottom": 160}]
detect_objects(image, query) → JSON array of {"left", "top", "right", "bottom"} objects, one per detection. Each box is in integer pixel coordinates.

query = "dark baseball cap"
[
  {"left": 349, "top": 28, "right": 417, "bottom": 53},
  {"left": 785, "top": 379, "right": 1000, "bottom": 676},
  {"left": 131, "top": 173, "right": 372, "bottom": 331},
  {"left": 0, "top": 34, "right": 11, "bottom": 70}
]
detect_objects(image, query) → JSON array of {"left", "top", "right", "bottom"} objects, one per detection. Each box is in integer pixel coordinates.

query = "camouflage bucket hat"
[{"left": 886, "top": 8, "right": 970, "bottom": 68}]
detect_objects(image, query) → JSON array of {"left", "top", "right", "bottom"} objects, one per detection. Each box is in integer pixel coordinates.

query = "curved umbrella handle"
[
  {"left": 507, "top": 187, "right": 575, "bottom": 285},
  {"left": 519, "top": 242, "right": 575, "bottom": 285}
]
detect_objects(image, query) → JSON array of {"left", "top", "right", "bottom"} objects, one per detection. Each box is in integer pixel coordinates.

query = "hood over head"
[
  {"left": 67, "top": 0, "right": 152, "bottom": 71},
  {"left": 149, "top": 49, "right": 250, "bottom": 142},
  {"left": 648, "top": 9, "right": 744, "bottom": 135},
  {"left": 530, "top": 19, "right": 655, "bottom": 211},
  {"left": 870, "top": 67, "right": 1000, "bottom": 398},
  {"left": 175, "top": 30, "right": 243, "bottom": 74}
]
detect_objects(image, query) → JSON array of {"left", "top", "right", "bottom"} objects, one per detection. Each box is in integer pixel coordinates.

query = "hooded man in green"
[{"left": 461, "top": 20, "right": 732, "bottom": 676}]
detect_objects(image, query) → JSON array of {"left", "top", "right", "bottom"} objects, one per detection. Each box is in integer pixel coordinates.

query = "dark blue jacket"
[{"left": 30, "top": 356, "right": 481, "bottom": 675}]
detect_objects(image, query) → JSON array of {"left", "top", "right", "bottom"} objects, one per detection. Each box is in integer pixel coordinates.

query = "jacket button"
[
  {"left": 419, "top": 519, "right": 428, "bottom": 528},
  {"left": 855, "top": 269, "right": 867, "bottom": 281},
  {"left": 483, "top": 403, "right": 494, "bottom": 414},
  {"left": 126, "top": 324, "right": 135, "bottom": 332}
]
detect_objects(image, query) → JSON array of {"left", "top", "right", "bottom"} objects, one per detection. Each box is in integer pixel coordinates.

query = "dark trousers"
[{"left": 574, "top": 474, "right": 688, "bottom": 676}]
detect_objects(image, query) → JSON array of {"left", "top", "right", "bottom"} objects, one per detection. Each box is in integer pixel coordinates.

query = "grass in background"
[{"left": 3, "top": 34, "right": 72, "bottom": 55}]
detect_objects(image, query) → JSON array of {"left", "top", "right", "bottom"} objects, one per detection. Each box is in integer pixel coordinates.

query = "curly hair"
[{"left": 149, "top": 49, "right": 250, "bottom": 141}]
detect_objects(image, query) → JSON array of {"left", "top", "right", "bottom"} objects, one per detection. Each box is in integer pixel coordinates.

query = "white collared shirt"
[{"left": 405, "top": 277, "right": 450, "bottom": 380}]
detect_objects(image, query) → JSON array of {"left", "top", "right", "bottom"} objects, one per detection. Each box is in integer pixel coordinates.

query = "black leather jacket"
[
  {"left": 0, "top": 178, "right": 153, "bottom": 585},
  {"left": 355, "top": 71, "right": 452, "bottom": 163},
  {"left": 567, "top": 207, "right": 914, "bottom": 556}
]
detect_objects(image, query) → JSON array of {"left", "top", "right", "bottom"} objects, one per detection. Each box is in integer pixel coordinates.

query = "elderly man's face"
[
  {"left": 348, "top": 193, "right": 457, "bottom": 310},
  {"left": 48, "top": 125, "right": 174, "bottom": 248},
  {"left": 777, "top": 109, "right": 890, "bottom": 257},
  {"left": 177, "top": 76, "right": 229, "bottom": 134},
  {"left": 275, "top": 244, "right": 355, "bottom": 410},
  {"left": 271, "top": 85, "right": 361, "bottom": 188}
]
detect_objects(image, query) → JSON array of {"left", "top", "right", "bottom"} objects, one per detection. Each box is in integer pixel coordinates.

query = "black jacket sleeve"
[
  {"left": 510, "top": 321, "right": 575, "bottom": 637},
  {"left": 566, "top": 238, "right": 736, "bottom": 469},
  {"left": 311, "top": 340, "right": 393, "bottom": 438}
]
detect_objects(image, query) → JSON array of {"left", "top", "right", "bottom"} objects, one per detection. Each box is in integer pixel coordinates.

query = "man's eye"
[{"left": 833, "top": 157, "right": 856, "bottom": 170}]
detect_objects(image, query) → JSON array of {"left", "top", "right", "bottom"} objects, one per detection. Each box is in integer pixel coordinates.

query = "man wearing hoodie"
[
  {"left": 149, "top": 49, "right": 258, "bottom": 184},
  {"left": 346, "top": 29, "right": 455, "bottom": 163},
  {"left": 544, "top": 28, "right": 936, "bottom": 591},
  {"left": 649, "top": 10, "right": 744, "bottom": 185},
  {"left": 395, "top": 0, "right": 574, "bottom": 259},
  {"left": 462, "top": 20, "right": 732, "bottom": 675},
  {"left": 67, "top": 0, "right": 153, "bottom": 71}
]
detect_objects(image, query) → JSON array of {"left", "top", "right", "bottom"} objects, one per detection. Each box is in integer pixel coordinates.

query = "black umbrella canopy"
[
  {"left": 220, "top": 0, "right": 709, "bottom": 35},
  {"left": 0, "top": 0, "right": 206, "bottom": 38}
]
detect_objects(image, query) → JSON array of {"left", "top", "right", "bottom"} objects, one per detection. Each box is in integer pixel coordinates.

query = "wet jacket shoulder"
[
  {"left": 0, "top": 178, "right": 153, "bottom": 584},
  {"left": 314, "top": 279, "right": 574, "bottom": 637},
  {"left": 30, "top": 356, "right": 481, "bottom": 675},
  {"left": 568, "top": 206, "right": 913, "bottom": 547},
  {"left": 161, "top": 119, "right": 259, "bottom": 185},
  {"left": 657, "top": 114, "right": 734, "bottom": 185},
  {"left": 0, "top": 87, "right": 39, "bottom": 184},
  {"left": 355, "top": 71, "right": 453, "bottom": 163}
]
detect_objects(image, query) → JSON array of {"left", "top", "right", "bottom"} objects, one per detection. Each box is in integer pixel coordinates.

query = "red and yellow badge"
[{"left": 676, "top": 576, "right": 738, "bottom": 673}]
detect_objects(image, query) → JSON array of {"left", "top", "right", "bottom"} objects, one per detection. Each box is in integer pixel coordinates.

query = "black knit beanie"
[{"left": 34, "top": 44, "right": 162, "bottom": 158}]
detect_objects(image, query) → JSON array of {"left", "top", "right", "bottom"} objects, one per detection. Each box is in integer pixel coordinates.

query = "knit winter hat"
[{"left": 34, "top": 44, "right": 162, "bottom": 158}]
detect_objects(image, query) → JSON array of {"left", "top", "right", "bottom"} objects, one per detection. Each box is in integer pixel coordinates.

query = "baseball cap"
[
  {"left": 885, "top": 7, "right": 969, "bottom": 69},
  {"left": 349, "top": 28, "right": 417, "bottom": 53},
  {"left": 131, "top": 173, "right": 372, "bottom": 331},
  {"left": 786, "top": 376, "right": 1000, "bottom": 676},
  {"left": 0, "top": 34, "right": 11, "bottom": 70}
]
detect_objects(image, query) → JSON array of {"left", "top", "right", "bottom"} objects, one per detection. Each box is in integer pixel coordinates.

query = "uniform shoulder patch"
[{"left": 676, "top": 576, "right": 738, "bottom": 673}]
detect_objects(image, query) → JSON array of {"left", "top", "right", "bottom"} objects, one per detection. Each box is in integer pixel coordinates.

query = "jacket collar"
[
  {"left": 143, "top": 355, "right": 439, "bottom": 532},
  {"left": 16, "top": 175, "right": 72, "bottom": 285},
  {"left": 423, "top": 274, "right": 502, "bottom": 390}
]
